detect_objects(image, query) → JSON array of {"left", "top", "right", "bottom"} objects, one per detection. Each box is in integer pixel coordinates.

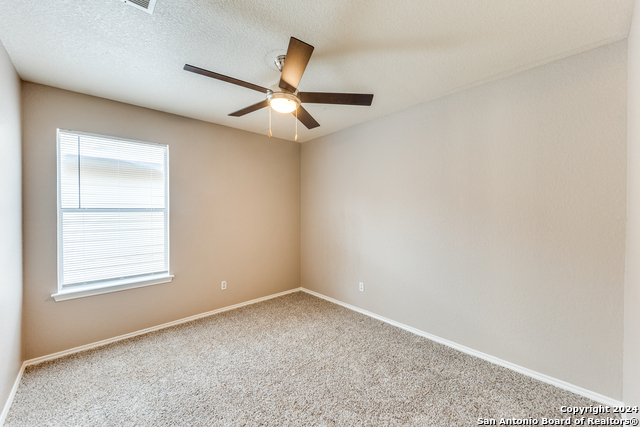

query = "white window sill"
[{"left": 52, "top": 274, "right": 174, "bottom": 302}]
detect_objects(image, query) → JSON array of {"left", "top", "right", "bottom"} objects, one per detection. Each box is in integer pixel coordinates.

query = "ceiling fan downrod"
[{"left": 275, "top": 54, "right": 286, "bottom": 72}]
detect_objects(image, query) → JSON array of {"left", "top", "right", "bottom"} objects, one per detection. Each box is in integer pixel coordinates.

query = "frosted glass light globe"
[
  {"left": 270, "top": 97, "right": 297, "bottom": 113},
  {"left": 268, "top": 92, "right": 300, "bottom": 113}
]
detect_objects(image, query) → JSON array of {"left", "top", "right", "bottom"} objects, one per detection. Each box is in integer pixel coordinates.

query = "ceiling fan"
[{"left": 183, "top": 37, "right": 374, "bottom": 130}]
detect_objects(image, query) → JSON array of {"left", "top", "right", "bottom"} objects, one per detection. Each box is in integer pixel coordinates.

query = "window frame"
[{"left": 52, "top": 129, "right": 173, "bottom": 302}]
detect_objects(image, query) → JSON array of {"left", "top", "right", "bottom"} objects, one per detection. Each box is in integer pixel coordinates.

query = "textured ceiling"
[{"left": 0, "top": 0, "right": 634, "bottom": 142}]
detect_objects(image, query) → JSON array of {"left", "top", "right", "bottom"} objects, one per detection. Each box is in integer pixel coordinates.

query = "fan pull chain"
[
  {"left": 295, "top": 107, "right": 298, "bottom": 142},
  {"left": 269, "top": 107, "right": 272, "bottom": 137}
]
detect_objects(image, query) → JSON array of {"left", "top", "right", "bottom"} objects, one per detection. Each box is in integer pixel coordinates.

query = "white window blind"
[{"left": 57, "top": 130, "right": 169, "bottom": 289}]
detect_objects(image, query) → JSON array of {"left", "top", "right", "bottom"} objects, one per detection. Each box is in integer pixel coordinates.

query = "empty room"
[{"left": 1, "top": 0, "right": 640, "bottom": 425}]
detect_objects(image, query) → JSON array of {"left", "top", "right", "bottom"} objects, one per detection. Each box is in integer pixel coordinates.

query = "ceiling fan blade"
[
  {"left": 279, "top": 37, "right": 314, "bottom": 93},
  {"left": 184, "top": 64, "right": 269, "bottom": 94},
  {"left": 228, "top": 100, "right": 269, "bottom": 117},
  {"left": 299, "top": 92, "right": 374, "bottom": 106},
  {"left": 294, "top": 105, "right": 320, "bottom": 129}
]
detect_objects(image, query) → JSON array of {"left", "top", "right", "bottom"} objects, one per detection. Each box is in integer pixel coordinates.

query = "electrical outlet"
[
  {"left": 359, "top": 282, "right": 364, "bottom": 292},
  {"left": 221, "top": 281, "right": 227, "bottom": 290}
]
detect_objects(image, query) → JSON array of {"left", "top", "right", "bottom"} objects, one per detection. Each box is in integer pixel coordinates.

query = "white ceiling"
[{"left": 0, "top": 0, "right": 634, "bottom": 142}]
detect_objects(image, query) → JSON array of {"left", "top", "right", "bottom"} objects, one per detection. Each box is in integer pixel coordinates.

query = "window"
[{"left": 53, "top": 130, "right": 172, "bottom": 301}]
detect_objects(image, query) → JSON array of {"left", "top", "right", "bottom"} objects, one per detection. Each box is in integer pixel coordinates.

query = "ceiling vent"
[{"left": 119, "top": 0, "right": 156, "bottom": 14}]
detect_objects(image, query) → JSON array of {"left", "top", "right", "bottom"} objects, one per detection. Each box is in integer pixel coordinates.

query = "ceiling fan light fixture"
[
  {"left": 268, "top": 92, "right": 300, "bottom": 114},
  {"left": 184, "top": 36, "right": 373, "bottom": 133}
]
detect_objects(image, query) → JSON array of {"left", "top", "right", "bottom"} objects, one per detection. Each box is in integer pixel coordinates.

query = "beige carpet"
[{"left": 5, "top": 292, "right": 616, "bottom": 426}]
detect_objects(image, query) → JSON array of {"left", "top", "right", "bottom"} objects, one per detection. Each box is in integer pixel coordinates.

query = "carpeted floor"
[{"left": 5, "top": 292, "right": 617, "bottom": 426}]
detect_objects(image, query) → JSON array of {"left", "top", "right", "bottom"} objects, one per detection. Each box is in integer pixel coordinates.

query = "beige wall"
[
  {"left": 22, "top": 83, "right": 301, "bottom": 360},
  {"left": 301, "top": 41, "right": 627, "bottom": 400},
  {"left": 0, "top": 40, "right": 22, "bottom": 415},
  {"left": 625, "top": 1, "right": 640, "bottom": 408}
]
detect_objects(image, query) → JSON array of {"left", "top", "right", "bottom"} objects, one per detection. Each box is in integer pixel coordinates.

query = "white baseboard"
[
  {"left": 300, "top": 287, "right": 624, "bottom": 408},
  {"left": 24, "top": 287, "right": 302, "bottom": 367},
  {"left": 0, "top": 363, "right": 26, "bottom": 427}
]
